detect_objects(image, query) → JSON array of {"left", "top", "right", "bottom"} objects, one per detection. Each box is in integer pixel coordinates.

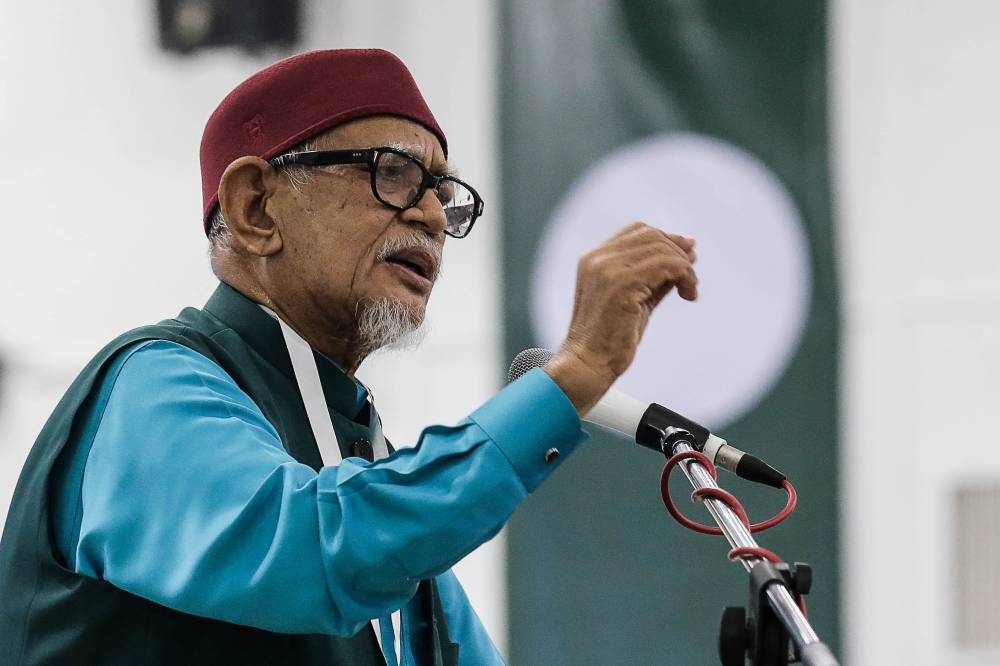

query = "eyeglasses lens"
[
  {"left": 374, "top": 151, "right": 477, "bottom": 237},
  {"left": 373, "top": 152, "right": 424, "bottom": 207}
]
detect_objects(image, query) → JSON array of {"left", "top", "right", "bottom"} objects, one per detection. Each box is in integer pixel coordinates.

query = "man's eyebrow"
[{"left": 387, "top": 142, "right": 460, "bottom": 178}]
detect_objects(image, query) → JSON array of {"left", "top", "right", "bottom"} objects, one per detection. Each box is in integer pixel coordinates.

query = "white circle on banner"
[{"left": 530, "top": 133, "right": 811, "bottom": 428}]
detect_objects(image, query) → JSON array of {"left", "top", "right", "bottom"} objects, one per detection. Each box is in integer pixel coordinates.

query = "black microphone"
[{"left": 507, "top": 348, "right": 786, "bottom": 488}]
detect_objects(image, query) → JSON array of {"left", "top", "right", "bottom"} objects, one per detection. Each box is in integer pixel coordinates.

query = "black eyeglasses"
[{"left": 270, "top": 146, "right": 485, "bottom": 239}]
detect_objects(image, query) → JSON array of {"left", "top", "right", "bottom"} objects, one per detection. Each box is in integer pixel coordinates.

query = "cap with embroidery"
[{"left": 199, "top": 48, "right": 447, "bottom": 232}]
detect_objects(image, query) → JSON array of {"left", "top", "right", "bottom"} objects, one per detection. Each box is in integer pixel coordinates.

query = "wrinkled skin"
[
  {"left": 546, "top": 222, "right": 698, "bottom": 414},
  {"left": 215, "top": 115, "right": 448, "bottom": 375},
  {"left": 214, "top": 115, "right": 699, "bottom": 412}
]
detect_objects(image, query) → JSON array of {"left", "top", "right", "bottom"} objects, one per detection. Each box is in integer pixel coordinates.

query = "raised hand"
[{"left": 544, "top": 222, "right": 698, "bottom": 415}]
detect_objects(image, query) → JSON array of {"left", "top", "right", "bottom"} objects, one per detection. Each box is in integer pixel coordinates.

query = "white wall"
[
  {"left": 0, "top": 0, "right": 506, "bottom": 655},
  {"left": 833, "top": 1, "right": 1000, "bottom": 664}
]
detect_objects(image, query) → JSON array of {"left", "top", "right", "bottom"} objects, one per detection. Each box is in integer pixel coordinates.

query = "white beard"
[{"left": 355, "top": 297, "right": 427, "bottom": 355}]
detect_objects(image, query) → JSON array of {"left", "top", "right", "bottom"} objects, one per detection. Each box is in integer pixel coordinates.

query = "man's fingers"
[
  {"left": 629, "top": 254, "right": 699, "bottom": 304},
  {"left": 599, "top": 228, "right": 696, "bottom": 266},
  {"left": 556, "top": 223, "right": 701, "bottom": 412},
  {"left": 666, "top": 233, "right": 697, "bottom": 262},
  {"left": 676, "top": 279, "right": 699, "bottom": 302},
  {"left": 586, "top": 226, "right": 700, "bottom": 304},
  {"left": 605, "top": 224, "right": 697, "bottom": 264}
]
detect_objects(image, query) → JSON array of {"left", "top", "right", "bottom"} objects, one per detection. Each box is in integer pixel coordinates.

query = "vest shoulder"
[{"left": 94, "top": 306, "right": 225, "bottom": 364}]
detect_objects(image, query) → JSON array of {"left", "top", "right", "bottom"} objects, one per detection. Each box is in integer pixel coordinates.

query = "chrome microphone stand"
[{"left": 656, "top": 427, "right": 839, "bottom": 666}]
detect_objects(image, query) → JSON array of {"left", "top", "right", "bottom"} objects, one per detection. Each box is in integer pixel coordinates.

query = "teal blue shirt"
[{"left": 52, "top": 340, "right": 586, "bottom": 664}]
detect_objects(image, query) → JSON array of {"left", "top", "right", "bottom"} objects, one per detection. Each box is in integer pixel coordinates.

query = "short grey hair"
[{"left": 207, "top": 136, "right": 322, "bottom": 254}]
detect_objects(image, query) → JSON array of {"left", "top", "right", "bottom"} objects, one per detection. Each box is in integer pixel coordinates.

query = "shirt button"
[
  {"left": 351, "top": 438, "right": 375, "bottom": 462},
  {"left": 544, "top": 448, "right": 560, "bottom": 463}
]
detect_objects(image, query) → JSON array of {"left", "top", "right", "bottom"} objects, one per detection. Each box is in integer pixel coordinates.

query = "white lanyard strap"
[
  {"left": 275, "top": 315, "right": 343, "bottom": 465},
  {"left": 266, "top": 307, "right": 401, "bottom": 664}
]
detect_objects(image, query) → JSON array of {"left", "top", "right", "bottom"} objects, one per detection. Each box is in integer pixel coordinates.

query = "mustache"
[{"left": 375, "top": 231, "right": 444, "bottom": 278}]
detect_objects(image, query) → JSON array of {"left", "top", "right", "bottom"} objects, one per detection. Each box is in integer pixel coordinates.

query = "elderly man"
[{"left": 0, "top": 49, "right": 697, "bottom": 665}]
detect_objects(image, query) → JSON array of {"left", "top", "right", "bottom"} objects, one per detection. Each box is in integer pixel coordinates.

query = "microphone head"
[{"left": 507, "top": 347, "right": 554, "bottom": 384}]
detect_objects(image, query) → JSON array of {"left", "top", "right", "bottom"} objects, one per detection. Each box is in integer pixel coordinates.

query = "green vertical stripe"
[{"left": 501, "top": 1, "right": 838, "bottom": 663}]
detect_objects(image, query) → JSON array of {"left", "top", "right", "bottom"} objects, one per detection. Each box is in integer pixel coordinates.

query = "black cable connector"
[{"left": 734, "top": 455, "right": 786, "bottom": 489}]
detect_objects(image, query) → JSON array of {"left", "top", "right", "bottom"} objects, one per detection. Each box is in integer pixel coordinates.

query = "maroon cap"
[{"left": 199, "top": 48, "right": 447, "bottom": 231}]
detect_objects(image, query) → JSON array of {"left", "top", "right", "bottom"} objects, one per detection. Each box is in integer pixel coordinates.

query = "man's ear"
[{"left": 217, "top": 156, "right": 284, "bottom": 257}]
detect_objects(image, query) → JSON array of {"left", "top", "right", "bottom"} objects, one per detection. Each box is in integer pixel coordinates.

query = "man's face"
[{"left": 266, "top": 116, "right": 449, "bottom": 334}]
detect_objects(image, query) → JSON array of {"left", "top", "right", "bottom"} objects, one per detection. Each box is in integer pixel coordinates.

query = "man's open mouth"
[{"left": 381, "top": 246, "right": 438, "bottom": 282}]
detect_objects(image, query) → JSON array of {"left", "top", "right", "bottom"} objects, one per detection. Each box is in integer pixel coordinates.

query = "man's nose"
[{"left": 401, "top": 187, "right": 448, "bottom": 236}]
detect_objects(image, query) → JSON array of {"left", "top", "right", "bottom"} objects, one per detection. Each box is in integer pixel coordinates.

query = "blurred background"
[{"left": 1, "top": 1, "right": 999, "bottom": 664}]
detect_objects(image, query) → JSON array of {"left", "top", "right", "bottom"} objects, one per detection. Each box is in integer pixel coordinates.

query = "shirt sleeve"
[
  {"left": 67, "top": 340, "right": 586, "bottom": 637},
  {"left": 434, "top": 570, "right": 505, "bottom": 665}
]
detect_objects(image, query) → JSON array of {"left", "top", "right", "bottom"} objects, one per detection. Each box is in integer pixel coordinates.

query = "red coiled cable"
[
  {"left": 660, "top": 449, "right": 807, "bottom": 615},
  {"left": 660, "top": 450, "right": 797, "bottom": 535}
]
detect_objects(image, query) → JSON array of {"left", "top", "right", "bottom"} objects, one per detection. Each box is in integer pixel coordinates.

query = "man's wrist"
[{"left": 542, "top": 346, "right": 614, "bottom": 416}]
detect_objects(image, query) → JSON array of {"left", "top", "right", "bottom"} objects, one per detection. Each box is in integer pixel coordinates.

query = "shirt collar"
[{"left": 202, "top": 282, "right": 369, "bottom": 421}]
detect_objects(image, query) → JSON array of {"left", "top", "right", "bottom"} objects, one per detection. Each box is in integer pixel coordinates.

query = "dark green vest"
[{"left": 0, "top": 283, "right": 459, "bottom": 665}]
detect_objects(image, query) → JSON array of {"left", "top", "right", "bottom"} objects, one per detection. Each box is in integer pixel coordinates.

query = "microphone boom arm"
[{"left": 659, "top": 428, "right": 839, "bottom": 666}]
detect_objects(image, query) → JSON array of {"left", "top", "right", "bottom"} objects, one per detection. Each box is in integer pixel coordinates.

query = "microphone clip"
[{"left": 635, "top": 403, "right": 711, "bottom": 455}]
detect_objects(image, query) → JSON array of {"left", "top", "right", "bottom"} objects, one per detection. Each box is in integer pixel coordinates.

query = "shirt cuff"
[{"left": 468, "top": 368, "right": 588, "bottom": 493}]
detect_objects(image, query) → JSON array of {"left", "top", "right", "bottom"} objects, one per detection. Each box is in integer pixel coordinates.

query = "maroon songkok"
[{"left": 199, "top": 48, "right": 447, "bottom": 232}]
